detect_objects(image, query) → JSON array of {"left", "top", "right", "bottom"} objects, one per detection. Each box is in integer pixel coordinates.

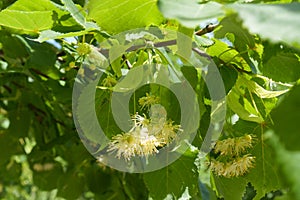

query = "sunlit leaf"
[
  {"left": 61, "top": 0, "right": 99, "bottom": 31},
  {"left": 87, "top": 0, "right": 164, "bottom": 33}
]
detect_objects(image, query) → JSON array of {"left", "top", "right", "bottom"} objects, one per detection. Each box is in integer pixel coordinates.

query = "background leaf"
[
  {"left": 144, "top": 154, "right": 200, "bottom": 199},
  {"left": 229, "top": 3, "right": 300, "bottom": 46},
  {"left": 158, "top": 0, "right": 224, "bottom": 28},
  {"left": 270, "top": 84, "right": 300, "bottom": 151}
]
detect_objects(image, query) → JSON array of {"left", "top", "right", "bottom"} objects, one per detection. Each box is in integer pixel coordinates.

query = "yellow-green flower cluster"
[
  {"left": 102, "top": 76, "right": 117, "bottom": 88},
  {"left": 108, "top": 113, "right": 182, "bottom": 161},
  {"left": 138, "top": 93, "right": 160, "bottom": 110},
  {"left": 211, "top": 155, "right": 255, "bottom": 177},
  {"left": 214, "top": 134, "right": 254, "bottom": 156},
  {"left": 210, "top": 134, "right": 256, "bottom": 178},
  {"left": 77, "top": 43, "right": 91, "bottom": 56}
]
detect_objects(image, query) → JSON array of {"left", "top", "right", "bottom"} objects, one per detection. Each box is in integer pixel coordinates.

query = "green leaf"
[
  {"left": 57, "top": 169, "right": 85, "bottom": 199},
  {"left": 207, "top": 39, "right": 252, "bottom": 72},
  {"left": 0, "top": 10, "right": 53, "bottom": 34},
  {"left": 219, "top": 66, "right": 238, "bottom": 94},
  {"left": 215, "top": 14, "right": 255, "bottom": 51},
  {"left": 61, "top": 0, "right": 99, "bottom": 31},
  {"left": 0, "top": 134, "right": 23, "bottom": 166},
  {"left": 265, "top": 131, "right": 300, "bottom": 200},
  {"left": 229, "top": 3, "right": 300, "bottom": 46},
  {"left": 76, "top": 79, "right": 110, "bottom": 148},
  {"left": 2, "top": 160, "right": 22, "bottom": 184},
  {"left": 29, "top": 150, "right": 64, "bottom": 191},
  {"left": 194, "top": 35, "right": 215, "bottom": 48},
  {"left": 113, "top": 66, "right": 144, "bottom": 92},
  {"left": 87, "top": 0, "right": 164, "bottom": 33},
  {"left": 144, "top": 154, "right": 200, "bottom": 199},
  {"left": 158, "top": 0, "right": 224, "bottom": 28},
  {"left": 263, "top": 52, "right": 300, "bottom": 83},
  {"left": 245, "top": 126, "right": 282, "bottom": 200},
  {"left": 0, "top": 32, "right": 30, "bottom": 59},
  {"left": 0, "top": 0, "right": 66, "bottom": 34},
  {"left": 241, "top": 76, "right": 290, "bottom": 98},
  {"left": 37, "top": 30, "right": 94, "bottom": 42},
  {"left": 227, "top": 85, "right": 264, "bottom": 123},
  {"left": 271, "top": 84, "right": 300, "bottom": 151},
  {"left": 213, "top": 176, "right": 247, "bottom": 200},
  {"left": 7, "top": 0, "right": 59, "bottom": 11},
  {"left": 26, "top": 42, "right": 61, "bottom": 80}
]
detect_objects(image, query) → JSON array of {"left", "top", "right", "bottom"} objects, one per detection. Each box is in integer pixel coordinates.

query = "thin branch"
[
  {"left": 195, "top": 23, "right": 219, "bottom": 36},
  {"left": 192, "top": 47, "right": 211, "bottom": 60},
  {"left": 99, "top": 24, "right": 218, "bottom": 55},
  {"left": 30, "top": 68, "right": 50, "bottom": 79}
]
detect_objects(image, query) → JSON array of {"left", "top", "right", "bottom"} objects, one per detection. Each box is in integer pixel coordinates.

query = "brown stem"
[
  {"left": 99, "top": 24, "right": 218, "bottom": 54},
  {"left": 195, "top": 24, "right": 219, "bottom": 36}
]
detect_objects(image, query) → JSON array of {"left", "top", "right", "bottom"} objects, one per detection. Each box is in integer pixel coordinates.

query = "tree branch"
[
  {"left": 99, "top": 24, "right": 218, "bottom": 55},
  {"left": 195, "top": 23, "right": 219, "bottom": 36}
]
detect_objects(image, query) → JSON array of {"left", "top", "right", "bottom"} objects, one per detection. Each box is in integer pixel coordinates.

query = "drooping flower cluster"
[
  {"left": 214, "top": 134, "right": 255, "bottom": 156},
  {"left": 210, "top": 134, "right": 256, "bottom": 178},
  {"left": 210, "top": 155, "right": 255, "bottom": 177},
  {"left": 108, "top": 113, "right": 182, "bottom": 161}
]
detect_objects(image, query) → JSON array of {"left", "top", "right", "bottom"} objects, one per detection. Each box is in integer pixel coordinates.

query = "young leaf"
[
  {"left": 61, "top": 0, "right": 100, "bottom": 31},
  {"left": 37, "top": 30, "right": 94, "bottom": 42},
  {"left": 240, "top": 76, "right": 290, "bottom": 99},
  {"left": 227, "top": 87, "right": 264, "bottom": 123}
]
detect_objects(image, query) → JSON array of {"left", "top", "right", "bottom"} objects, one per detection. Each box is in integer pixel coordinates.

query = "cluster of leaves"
[{"left": 0, "top": 0, "right": 300, "bottom": 199}]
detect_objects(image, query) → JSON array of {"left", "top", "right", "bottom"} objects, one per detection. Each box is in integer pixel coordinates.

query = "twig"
[
  {"left": 99, "top": 24, "right": 218, "bottom": 55},
  {"left": 195, "top": 24, "right": 219, "bottom": 36},
  {"left": 192, "top": 47, "right": 211, "bottom": 60}
]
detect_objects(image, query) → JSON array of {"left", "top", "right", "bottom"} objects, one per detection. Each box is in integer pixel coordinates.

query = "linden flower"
[
  {"left": 156, "top": 120, "right": 182, "bottom": 145},
  {"left": 131, "top": 113, "right": 150, "bottom": 127},
  {"left": 108, "top": 110, "right": 182, "bottom": 161},
  {"left": 108, "top": 132, "right": 139, "bottom": 161},
  {"left": 224, "top": 155, "right": 256, "bottom": 177},
  {"left": 108, "top": 126, "right": 161, "bottom": 160},
  {"left": 214, "top": 138, "right": 235, "bottom": 155},
  {"left": 77, "top": 43, "right": 91, "bottom": 55},
  {"left": 139, "top": 128, "right": 160, "bottom": 156},
  {"left": 210, "top": 160, "right": 225, "bottom": 176},
  {"left": 235, "top": 154, "right": 255, "bottom": 175},
  {"left": 235, "top": 135, "right": 255, "bottom": 155},
  {"left": 214, "top": 134, "right": 255, "bottom": 156},
  {"left": 210, "top": 155, "right": 256, "bottom": 178},
  {"left": 138, "top": 93, "right": 160, "bottom": 110}
]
